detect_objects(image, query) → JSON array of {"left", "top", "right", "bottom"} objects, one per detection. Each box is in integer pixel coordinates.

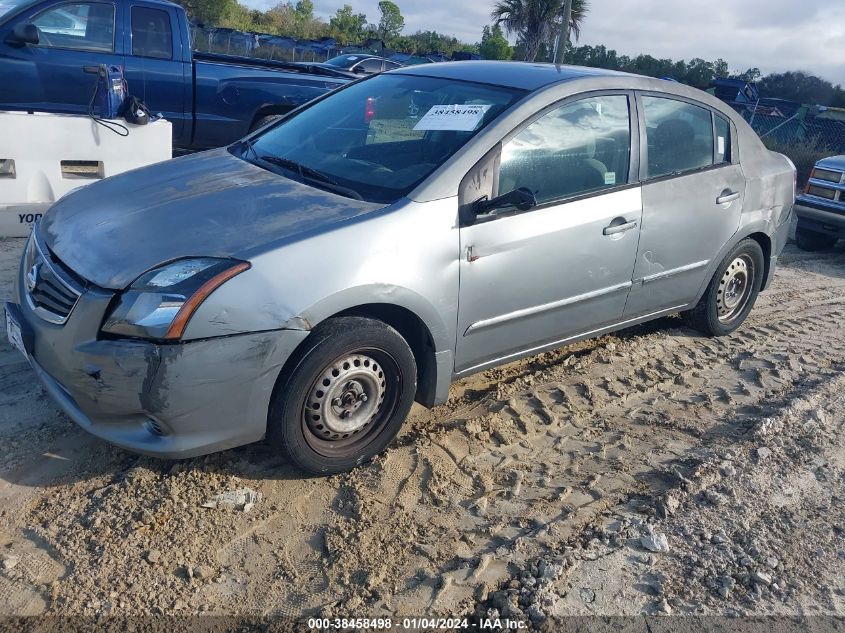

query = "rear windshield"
[
  {"left": 324, "top": 54, "right": 363, "bottom": 69},
  {"left": 237, "top": 74, "right": 527, "bottom": 203},
  {"left": 0, "top": 0, "right": 35, "bottom": 20}
]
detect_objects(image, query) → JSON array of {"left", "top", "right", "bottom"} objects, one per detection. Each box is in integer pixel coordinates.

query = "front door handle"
[
  {"left": 717, "top": 190, "right": 741, "bottom": 205},
  {"left": 603, "top": 219, "right": 638, "bottom": 236}
]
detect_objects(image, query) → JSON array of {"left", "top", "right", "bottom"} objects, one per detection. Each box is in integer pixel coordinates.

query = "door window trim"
[
  {"left": 634, "top": 91, "right": 739, "bottom": 185},
  {"left": 461, "top": 89, "right": 641, "bottom": 225},
  {"left": 129, "top": 3, "right": 174, "bottom": 60},
  {"left": 29, "top": 0, "right": 117, "bottom": 53}
]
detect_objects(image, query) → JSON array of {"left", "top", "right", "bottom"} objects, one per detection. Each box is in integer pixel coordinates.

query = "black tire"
[
  {"left": 267, "top": 317, "right": 417, "bottom": 475},
  {"left": 686, "top": 238, "right": 765, "bottom": 337},
  {"left": 795, "top": 227, "right": 837, "bottom": 252},
  {"left": 249, "top": 114, "right": 283, "bottom": 133}
]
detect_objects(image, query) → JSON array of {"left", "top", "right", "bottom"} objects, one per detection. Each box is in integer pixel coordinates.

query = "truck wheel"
[
  {"left": 267, "top": 317, "right": 417, "bottom": 475},
  {"left": 795, "top": 227, "right": 837, "bottom": 252},
  {"left": 685, "top": 239, "right": 764, "bottom": 337},
  {"left": 249, "top": 115, "right": 283, "bottom": 133}
]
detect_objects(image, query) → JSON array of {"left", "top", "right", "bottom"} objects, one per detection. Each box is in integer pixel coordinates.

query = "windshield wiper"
[{"left": 256, "top": 155, "right": 364, "bottom": 201}]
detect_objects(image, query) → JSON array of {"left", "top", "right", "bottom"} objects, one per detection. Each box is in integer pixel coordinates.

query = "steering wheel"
[{"left": 342, "top": 158, "right": 393, "bottom": 179}]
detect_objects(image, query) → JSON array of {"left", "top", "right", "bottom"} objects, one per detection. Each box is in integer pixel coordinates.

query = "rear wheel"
[
  {"left": 267, "top": 317, "right": 417, "bottom": 474},
  {"left": 685, "top": 238, "right": 764, "bottom": 336},
  {"left": 795, "top": 227, "right": 837, "bottom": 252}
]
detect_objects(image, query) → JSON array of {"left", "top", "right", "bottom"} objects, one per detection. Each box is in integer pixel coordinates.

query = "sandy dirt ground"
[{"left": 0, "top": 235, "right": 843, "bottom": 626}]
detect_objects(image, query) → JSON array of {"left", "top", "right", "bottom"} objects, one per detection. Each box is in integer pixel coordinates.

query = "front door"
[
  {"left": 0, "top": 0, "right": 123, "bottom": 114},
  {"left": 455, "top": 93, "right": 642, "bottom": 374},
  {"left": 625, "top": 95, "right": 744, "bottom": 316}
]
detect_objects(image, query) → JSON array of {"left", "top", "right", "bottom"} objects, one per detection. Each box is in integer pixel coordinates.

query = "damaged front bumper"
[{"left": 8, "top": 273, "right": 308, "bottom": 458}]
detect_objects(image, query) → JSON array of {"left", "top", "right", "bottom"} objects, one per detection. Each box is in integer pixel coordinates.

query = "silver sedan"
[{"left": 6, "top": 61, "right": 796, "bottom": 473}]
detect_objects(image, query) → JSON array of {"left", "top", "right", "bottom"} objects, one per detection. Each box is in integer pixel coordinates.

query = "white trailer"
[{"left": 0, "top": 111, "right": 172, "bottom": 237}]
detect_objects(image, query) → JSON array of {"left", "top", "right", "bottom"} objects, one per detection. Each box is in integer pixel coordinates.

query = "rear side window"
[
  {"left": 715, "top": 114, "right": 731, "bottom": 164},
  {"left": 498, "top": 94, "right": 631, "bottom": 205},
  {"left": 31, "top": 2, "right": 114, "bottom": 52},
  {"left": 131, "top": 6, "right": 172, "bottom": 59},
  {"left": 642, "top": 96, "right": 714, "bottom": 179},
  {"left": 357, "top": 58, "right": 383, "bottom": 73}
]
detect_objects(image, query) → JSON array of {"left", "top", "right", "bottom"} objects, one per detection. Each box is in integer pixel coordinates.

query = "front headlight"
[{"left": 101, "top": 258, "right": 250, "bottom": 340}]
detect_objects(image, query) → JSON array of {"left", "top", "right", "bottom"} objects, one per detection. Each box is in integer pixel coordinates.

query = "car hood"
[{"left": 40, "top": 149, "right": 384, "bottom": 289}]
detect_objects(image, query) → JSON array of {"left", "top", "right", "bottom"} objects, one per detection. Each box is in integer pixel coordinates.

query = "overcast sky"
[{"left": 242, "top": 0, "right": 845, "bottom": 85}]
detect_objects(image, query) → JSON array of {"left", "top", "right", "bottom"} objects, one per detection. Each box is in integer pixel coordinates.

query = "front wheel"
[
  {"left": 685, "top": 238, "right": 764, "bottom": 336},
  {"left": 267, "top": 317, "right": 417, "bottom": 474}
]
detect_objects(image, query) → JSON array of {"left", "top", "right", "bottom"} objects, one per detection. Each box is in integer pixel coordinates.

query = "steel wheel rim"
[
  {"left": 301, "top": 349, "right": 400, "bottom": 458},
  {"left": 717, "top": 254, "right": 755, "bottom": 323}
]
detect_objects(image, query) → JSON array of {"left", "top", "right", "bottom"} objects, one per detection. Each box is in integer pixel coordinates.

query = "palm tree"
[{"left": 491, "top": 0, "right": 588, "bottom": 62}]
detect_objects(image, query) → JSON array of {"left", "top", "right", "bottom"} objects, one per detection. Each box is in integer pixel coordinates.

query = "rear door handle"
[
  {"left": 603, "top": 219, "right": 638, "bottom": 236},
  {"left": 716, "top": 190, "right": 741, "bottom": 205}
]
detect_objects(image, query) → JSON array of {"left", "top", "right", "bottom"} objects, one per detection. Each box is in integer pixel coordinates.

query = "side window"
[
  {"left": 715, "top": 115, "right": 731, "bottom": 164},
  {"left": 358, "top": 58, "right": 384, "bottom": 73},
  {"left": 642, "top": 96, "right": 715, "bottom": 179},
  {"left": 498, "top": 95, "right": 631, "bottom": 205},
  {"left": 131, "top": 6, "right": 172, "bottom": 59},
  {"left": 31, "top": 2, "right": 114, "bottom": 52}
]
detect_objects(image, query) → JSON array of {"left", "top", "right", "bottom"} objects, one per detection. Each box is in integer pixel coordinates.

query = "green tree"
[
  {"left": 294, "top": 0, "right": 312, "bottom": 20},
  {"left": 734, "top": 68, "right": 762, "bottom": 83},
  {"left": 758, "top": 71, "right": 838, "bottom": 105},
  {"left": 177, "top": 0, "right": 237, "bottom": 25},
  {"left": 377, "top": 1, "right": 405, "bottom": 42},
  {"left": 480, "top": 24, "right": 512, "bottom": 60},
  {"left": 491, "top": 0, "right": 588, "bottom": 62},
  {"left": 329, "top": 4, "right": 368, "bottom": 44}
]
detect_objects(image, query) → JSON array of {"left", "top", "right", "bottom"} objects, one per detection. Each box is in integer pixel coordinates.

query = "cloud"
[{"left": 240, "top": 0, "right": 845, "bottom": 85}]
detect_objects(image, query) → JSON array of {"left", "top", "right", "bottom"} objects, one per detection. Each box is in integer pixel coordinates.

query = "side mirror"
[
  {"left": 473, "top": 187, "right": 537, "bottom": 216},
  {"left": 353, "top": 66, "right": 368, "bottom": 74},
  {"left": 5, "top": 23, "right": 39, "bottom": 46}
]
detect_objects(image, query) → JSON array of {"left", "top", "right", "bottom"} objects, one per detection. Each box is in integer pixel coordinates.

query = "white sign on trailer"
[{"left": 0, "top": 111, "right": 172, "bottom": 237}]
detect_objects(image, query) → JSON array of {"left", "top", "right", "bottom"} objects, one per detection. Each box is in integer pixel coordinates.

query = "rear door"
[
  {"left": 0, "top": 0, "right": 123, "bottom": 113},
  {"left": 455, "top": 93, "right": 642, "bottom": 373},
  {"left": 624, "top": 94, "right": 744, "bottom": 317},
  {"left": 122, "top": 2, "right": 187, "bottom": 139}
]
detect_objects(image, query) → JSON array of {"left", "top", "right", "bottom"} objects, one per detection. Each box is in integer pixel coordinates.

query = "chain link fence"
[
  {"left": 725, "top": 101, "right": 845, "bottom": 155},
  {"left": 190, "top": 26, "right": 354, "bottom": 62}
]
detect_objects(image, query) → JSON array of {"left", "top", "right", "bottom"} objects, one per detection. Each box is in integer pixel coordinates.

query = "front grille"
[
  {"left": 24, "top": 235, "right": 84, "bottom": 324},
  {"left": 807, "top": 185, "right": 838, "bottom": 201},
  {"left": 813, "top": 168, "right": 843, "bottom": 184}
]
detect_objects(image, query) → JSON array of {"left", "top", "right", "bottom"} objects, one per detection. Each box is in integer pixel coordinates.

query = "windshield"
[
  {"left": 237, "top": 74, "right": 527, "bottom": 203},
  {"left": 0, "top": 0, "right": 34, "bottom": 20},
  {"left": 324, "top": 54, "right": 363, "bottom": 69}
]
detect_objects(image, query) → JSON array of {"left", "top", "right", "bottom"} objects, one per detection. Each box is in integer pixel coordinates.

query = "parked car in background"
[
  {"left": 320, "top": 53, "right": 401, "bottom": 76},
  {"left": 794, "top": 155, "right": 845, "bottom": 251},
  {"left": 6, "top": 62, "right": 795, "bottom": 474},
  {"left": 0, "top": 0, "right": 351, "bottom": 149}
]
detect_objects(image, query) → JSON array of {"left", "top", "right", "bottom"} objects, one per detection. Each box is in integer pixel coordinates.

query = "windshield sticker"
[
  {"left": 604, "top": 172, "right": 617, "bottom": 185},
  {"left": 414, "top": 104, "right": 492, "bottom": 132},
  {"left": 718, "top": 136, "right": 726, "bottom": 156}
]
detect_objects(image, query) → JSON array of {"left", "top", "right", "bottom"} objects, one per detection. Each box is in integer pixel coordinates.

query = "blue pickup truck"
[{"left": 0, "top": 0, "right": 351, "bottom": 149}]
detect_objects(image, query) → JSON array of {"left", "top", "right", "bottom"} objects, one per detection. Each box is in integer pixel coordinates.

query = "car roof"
[
  {"left": 392, "top": 60, "right": 633, "bottom": 91},
  {"left": 335, "top": 53, "right": 379, "bottom": 60},
  {"left": 816, "top": 155, "right": 845, "bottom": 171}
]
